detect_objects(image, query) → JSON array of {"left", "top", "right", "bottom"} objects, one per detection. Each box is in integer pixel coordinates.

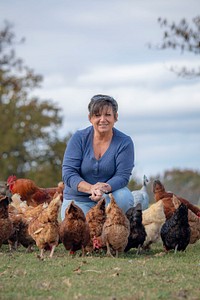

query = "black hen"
[
  {"left": 124, "top": 203, "right": 146, "bottom": 253},
  {"left": 160, "top": 203, "right": 190, "bottom": 252}
]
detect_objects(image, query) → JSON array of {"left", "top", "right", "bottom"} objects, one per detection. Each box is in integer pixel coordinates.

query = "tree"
[
  {"left": 150, "top": 16, "right": 200, "bottom": 78},
  {"left": 27, "top": 133, "right": 72, "bottom": 187},
  {"left": 0, "top": 21, "right": 67, "bottom": 185},
  {"left": 128, "top": 176, "right": 142, "bottom": 191}
]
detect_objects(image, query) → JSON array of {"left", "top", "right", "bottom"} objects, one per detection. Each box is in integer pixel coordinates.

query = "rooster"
[
  {"left": 59, "top": 201, "right": 90, "bottom": 256},
  {"left": 7, "top": 175, "right": 64, "bottom": 207},
  {"left": 28, "top": 192, "right": 62, "bottom": 258},
  {"left": 153, "top": 179, "right": 200, "bottom": 219}
]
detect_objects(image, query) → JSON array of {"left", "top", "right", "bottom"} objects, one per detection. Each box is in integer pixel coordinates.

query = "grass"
[{"left": 0, "top": 241, "right": 200, "bottom": 300}]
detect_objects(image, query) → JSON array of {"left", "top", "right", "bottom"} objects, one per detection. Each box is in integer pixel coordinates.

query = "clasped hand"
[{"left": 89, "top": 182, "right": 111, "bottom": 201}]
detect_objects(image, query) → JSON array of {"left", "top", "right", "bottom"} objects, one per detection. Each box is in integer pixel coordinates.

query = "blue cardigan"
[{"left": 62, "top": 126, "right": 134, "bottom": 201}]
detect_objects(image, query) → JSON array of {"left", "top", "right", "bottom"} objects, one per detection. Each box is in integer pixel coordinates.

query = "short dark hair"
[{"left": 88, "top": 94, "right": 118, "bottom": 118}]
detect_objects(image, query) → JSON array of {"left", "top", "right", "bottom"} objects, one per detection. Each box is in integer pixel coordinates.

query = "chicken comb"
[{"left": 7, "top": 175, "right": 17, "bottom": 184}]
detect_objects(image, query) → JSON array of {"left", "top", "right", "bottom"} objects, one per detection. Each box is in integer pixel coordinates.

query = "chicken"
[
  {"left": 28, "top": 192, "right": 62, "bottom": 258},
  {"left": 0, "top": 195, "right": 13, "bottom": 249},
  {"left": 85, "top": 198, "right": 106, "bottom": 253},
  {"left": 173, "top": 195, "right": 200, "bottom": 244},
  {"left": 10, "top": 193, "right": 48, "bottom": 219},
  {"left": 59, "top": 201, "right": 90, "bottom": 256},
  {"left": 8, "top": 208, "right": 35, "bottom": 252},
  {"left": 160, "top": 201, "right": 190, "bottom": 252},
  {"left": 131, "top": 175, "right": 149, "bottom": 210},
  {"left": 9, "top": 194, "right": 48, "bottom": 252},
  {"left": 153, "top": 179, "right": 200, "bottom": 219},
  {"left": 93, "top": 193, "right": 130, "bottom": 257},
  {"left": 8, "top": 195, "right": 47, "bottom": 252},
  {"left": 124, "top": 203, "right": 147, "bottom": 253},
  {"left": 142, "top": 200, "right": 166, "bottom": 249},
  {"left": 7, "top": 175, "right": 64, "bottom": 207}
]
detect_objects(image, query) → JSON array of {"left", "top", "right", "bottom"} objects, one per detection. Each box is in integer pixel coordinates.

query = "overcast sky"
[{"left": 1, "top": 0, "right": 200, "bottom": 181}]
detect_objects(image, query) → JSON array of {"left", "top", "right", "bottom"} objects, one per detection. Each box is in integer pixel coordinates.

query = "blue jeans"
[{"left": 61, "top": 187, "right": 134, "bottom": 221}]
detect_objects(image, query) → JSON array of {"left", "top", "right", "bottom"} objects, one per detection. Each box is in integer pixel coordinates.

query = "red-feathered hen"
[{"left": 7, "top": 175, "right": 64, "bottom": 207}]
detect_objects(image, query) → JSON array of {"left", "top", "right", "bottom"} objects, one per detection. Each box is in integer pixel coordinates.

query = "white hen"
[{"left": 131, "top": 175, "right": 149, "bottom": 210}]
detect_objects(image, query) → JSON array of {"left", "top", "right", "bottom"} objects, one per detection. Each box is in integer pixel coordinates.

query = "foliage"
[
  {"left": 0, "top": 21, "right": 69, "bottom": 186},
  {"left": 26, "top": 134, "right": 72, "bottom": 186},
  {"left": 0, "top": 241, "right": 200, "bottom": 299},
  {"left": 128, "top": 176, "right": 141, "bottom": 191},
  {"left": 149, "top": 16, "right": 200, "bottom": 78}
]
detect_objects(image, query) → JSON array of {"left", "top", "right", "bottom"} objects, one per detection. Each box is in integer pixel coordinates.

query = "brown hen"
[
  {"left": 8, "top": 195, "right": 47, "bottom": 251},
  {"left": 28, "top": 192, "right": 62, "bottom": 258},
  {"left": 93, "top": 193, "right": 130, "bottom": 257},
  {"left": 8, "top": 208, "right": 35, "bottom": 252},
  {"left": 59, "top": 201, "right": 90, "bottom": 256},
  {"left": 85, "top": 198, "right": 106, "bottom": 253}
]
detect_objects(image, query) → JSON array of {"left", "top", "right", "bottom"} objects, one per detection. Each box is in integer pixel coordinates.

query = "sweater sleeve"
[
  {"left": 62, "top": 131, "right": 85, "bottom": 191},
  {"left": 106, "top": 137, "right": 134, "bottom": 191}
]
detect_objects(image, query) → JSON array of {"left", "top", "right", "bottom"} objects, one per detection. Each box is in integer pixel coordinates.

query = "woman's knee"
[
  {"left": 61, "top": 199, "right": 96, "bottom": 219},
  {"left": 61, "top": 200, "right": 71, "bottom": 220}
]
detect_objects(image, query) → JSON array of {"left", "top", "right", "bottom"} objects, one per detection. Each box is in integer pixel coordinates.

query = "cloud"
[{"left": 38, "top": 60, "right": 200, "bottom": 119}]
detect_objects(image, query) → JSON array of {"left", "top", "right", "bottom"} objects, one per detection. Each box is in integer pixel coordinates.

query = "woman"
[{"left": 61, "top": 94, "right": 135, "bottom": 219}]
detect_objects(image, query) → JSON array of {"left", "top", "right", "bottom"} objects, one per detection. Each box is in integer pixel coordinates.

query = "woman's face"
[{"left": 89, "top": 105, "right": 118, "bottom": 134}]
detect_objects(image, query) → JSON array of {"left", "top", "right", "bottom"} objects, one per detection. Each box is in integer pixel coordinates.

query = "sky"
[{"left": 1, "top": 0, "right": 200, "bottom": 181}]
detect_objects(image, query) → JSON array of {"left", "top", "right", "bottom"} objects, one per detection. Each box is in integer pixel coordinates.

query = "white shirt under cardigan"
[{"left": 62, "top": 126, "right": 134, "bottom": 202}]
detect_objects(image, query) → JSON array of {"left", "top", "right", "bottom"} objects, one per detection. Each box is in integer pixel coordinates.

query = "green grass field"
[{"left": 0, "top": 241, "right": 200, "bottom": 300}]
